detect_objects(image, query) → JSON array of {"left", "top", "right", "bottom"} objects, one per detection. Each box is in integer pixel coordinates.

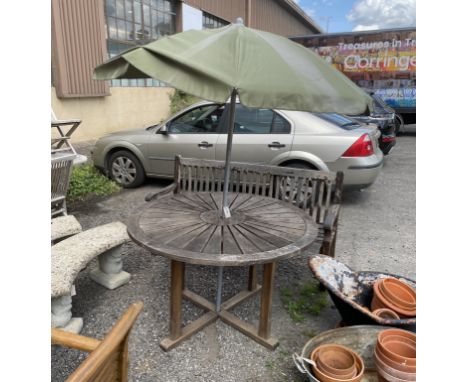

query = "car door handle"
[
  {"left": 268, "top": 142, "right": 286, "bottom": 148},
  {"left": 198, "top": 141, "right": 213, "bottom": 148}
]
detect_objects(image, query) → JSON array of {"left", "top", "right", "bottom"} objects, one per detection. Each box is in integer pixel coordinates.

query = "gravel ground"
[{"left": 52, "top": 135, "right": 415, "bottom": 381}]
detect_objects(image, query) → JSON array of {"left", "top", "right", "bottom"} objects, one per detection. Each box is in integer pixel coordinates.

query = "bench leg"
[
  {"left": 51, "top": 295, "right": 83, "bottom": 334},
  {"left": 90, "top": 246, "right": 131, "bottom": 290}
]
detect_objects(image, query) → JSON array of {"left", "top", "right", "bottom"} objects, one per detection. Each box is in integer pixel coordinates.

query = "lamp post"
[{"left": 321, "top": 16, "right": 332, "bottom": 33}]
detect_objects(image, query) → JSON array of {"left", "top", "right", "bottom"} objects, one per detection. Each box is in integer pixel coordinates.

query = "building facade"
[{"left": 51, "top": 0, "right": 321, "bottom": 141}]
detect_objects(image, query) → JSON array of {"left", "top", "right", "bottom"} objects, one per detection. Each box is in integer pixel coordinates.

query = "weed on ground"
[{"left": 280, "top": 280, "right": 328, "bottom": 323}]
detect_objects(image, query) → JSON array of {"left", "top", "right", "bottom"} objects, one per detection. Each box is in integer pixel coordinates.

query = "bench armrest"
[
  {"left": 144, "top": 183, "right": 177, "bottom": 202},
  {"left": 52, "top": 328, "right": 101, "bottom": 353},
  {"left": 323, "top": 204, "right": 341, "bottom": 231}
]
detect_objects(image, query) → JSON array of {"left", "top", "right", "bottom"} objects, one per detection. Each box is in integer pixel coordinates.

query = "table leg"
[
  {"left": 169, "top": 260, "right": 184, "bottom": 340},
  {"left": 258, "top": 262, "right": 276, "bottom": 339},
  {"left": 248, "top": 265, "right": 257, "bottom": 291},
  {"left": 215, "top": 266, "right": 224, "bottom": 312},
  {"left": 218, "top": 261, "right": 278, "bottom": 349},
  {"left": 161, "top": 261, "right": 217, "bottom": 351}
]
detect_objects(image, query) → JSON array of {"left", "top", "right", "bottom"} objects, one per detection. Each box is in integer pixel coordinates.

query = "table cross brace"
[{"left": 159, "top": 261, "right": 279, "bottom": 351}]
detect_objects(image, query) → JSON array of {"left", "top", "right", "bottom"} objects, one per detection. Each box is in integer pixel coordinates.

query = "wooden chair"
[
  {"left": 51, "top": 119, "right": 81, "bottom": 217},
  {"left": 51, "top": 157, "right": 74, "bottom": 217},
  {"left": 146, "top": 156, "right": 343, "bottom": 258},
  {"left": 51, "top": 302, "right": 143, "bottom": 382}
]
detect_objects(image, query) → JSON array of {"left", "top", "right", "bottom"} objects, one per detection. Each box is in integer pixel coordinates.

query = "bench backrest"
[
  {"left": 52, "top": 302, "right": 143, "bottom": 382},
  {"left": 51, "top": 158, "right": 74, "bottom": 217},
  {"left": 172, "top": 156, "right": 343, "bottom": 224}
]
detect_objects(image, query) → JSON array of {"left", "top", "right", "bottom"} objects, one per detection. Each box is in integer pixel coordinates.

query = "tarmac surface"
[{"left": 52, "top": 135, "right": 415, "bottom": 381}]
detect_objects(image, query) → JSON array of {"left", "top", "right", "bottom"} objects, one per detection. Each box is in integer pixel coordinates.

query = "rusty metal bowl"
[
  {"left": 294, "top": 325, "right": 387, "bottom": 382},
  {"left": 308, "top": 255, "right": 416, "bottom": 332}
]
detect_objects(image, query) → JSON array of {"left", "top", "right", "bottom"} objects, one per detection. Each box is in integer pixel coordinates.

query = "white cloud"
[
  {"left": 347, "top": 0, "right": 416, "bottom": 31},
  {"left": 353, "top": 24, "right": 380, "bottom": 31}
]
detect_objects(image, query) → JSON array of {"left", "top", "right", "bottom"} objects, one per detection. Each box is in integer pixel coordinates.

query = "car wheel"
[
  {"left": 394, "top": 114, "right": 404, "bottom": 135},
  {"left": 108, "top": 150, "right": 145, "bottom": 188},
  {"left": 280, "top": 162, "right": 317, "bottom": 206},
  {"left": 283, "top": 161, "right": 316, "bottom": 170}
]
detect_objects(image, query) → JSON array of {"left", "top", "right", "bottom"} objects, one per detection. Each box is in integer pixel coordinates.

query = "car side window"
[
  {"left": 233, "top": 105, "right": 290, "bottom": 134},
  {"left": 169, "top": 104, "right": 225, "bottom": 134},
  {"left": 271, "top": 113, "right": 291, "bottom": 134}
]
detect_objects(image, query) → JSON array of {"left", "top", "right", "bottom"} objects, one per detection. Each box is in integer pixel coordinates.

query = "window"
[
  {"left": 169, "top": 105, "right": 225, "bottom": 134},
  {"left": 315, "top": 113, "right": 361, "bottom": 130},
  {"left": 233, "top": 105, "right": 291, "bottom": 134},
  {"left": 202, "top": 12, "right": 228, "bottom": 29},
  {"left": 271, "top": 113, "right": 291, "bottom": 134},
  {"left": 105, "top": 0, "right": 176, "bottom": 87}
]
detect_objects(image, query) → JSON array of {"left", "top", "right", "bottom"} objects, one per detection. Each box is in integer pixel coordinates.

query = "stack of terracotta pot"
[
  {"left": 371, "top": 278, "right": 416, "bottom": 318},
  {"left": 374, "top": 329, "right": 416, "bottom": 381},
  {"left": 310, "top": 344, "right": 364, "bottom": 382}
]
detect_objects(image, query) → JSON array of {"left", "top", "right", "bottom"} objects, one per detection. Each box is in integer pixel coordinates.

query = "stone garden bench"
[
  {"left": 51, "top": 221, "right": 131, "bottom": 333},
  {"left": 51, "top": 215, "right": 83, "bottom": 244}
]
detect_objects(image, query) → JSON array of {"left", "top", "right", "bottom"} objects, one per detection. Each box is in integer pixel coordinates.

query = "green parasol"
[{"left": 94, "top": 19, "right": 373, "bottom": 311}]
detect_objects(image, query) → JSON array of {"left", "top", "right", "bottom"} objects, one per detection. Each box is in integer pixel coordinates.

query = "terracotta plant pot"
[
  {"left": 317, "top": 345, "right": 356, "bottom": 378},
  {"left": 375, "top": 345, "right": 416, "bottom": 373},
  {"left": 381, "top": 341, "right": 415, "bottom": 360},
  {"left": 372, "top": 308, "right": 400, "bottom": 319},
  {"left": 372, "top": 279, "right": 416, "bottom": 317},
  {"left": 381, "top": 335, "right": 416, "bottom": 351},
  {"left": 316, "top": 344, "right": 357, "bottom": 378},
  {"left": 310, "top": 344, "right": 364, "bottom": 382},
  {"left": 377, "top": 329, "right": 416, "bottom": 367},
  {"left": 374, "top": 350, "right": 416, "bottom": 381},
  {"left": 379, "top": 279, "right": 416, "bottom": 310}
]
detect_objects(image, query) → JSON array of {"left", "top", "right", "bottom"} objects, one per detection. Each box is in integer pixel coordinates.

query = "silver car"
[{"left": 91, "top": 101, "right": 383, "bottom": 189}]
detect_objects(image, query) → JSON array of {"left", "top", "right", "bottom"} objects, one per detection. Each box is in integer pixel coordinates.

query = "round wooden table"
[{"left": 128, "top": 191, "right": 321, "bottom": 350}]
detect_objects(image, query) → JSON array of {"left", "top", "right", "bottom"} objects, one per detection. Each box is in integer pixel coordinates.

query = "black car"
[{"left": 348, "top": 94, "right": 398, "bottom": 155}]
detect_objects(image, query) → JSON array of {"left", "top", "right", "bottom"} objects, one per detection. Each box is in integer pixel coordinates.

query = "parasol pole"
[
  {"left": 216, "top": 87, "right": 237, "bottom": 311},
  {"left": 221, "top": 87, "right": 237, "bottom": 219}
]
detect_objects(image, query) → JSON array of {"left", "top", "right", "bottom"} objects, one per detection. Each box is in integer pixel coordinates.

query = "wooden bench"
[
  {"left": 146, "top": 156, "right": 343, "bottom": 258},
  {"left": 51, "top": 222, "right": 131, "bottom": 333},
  {"left": 52, "top": 301, "right": 143, "bottom": 382},
  {"left": 51, "top": 215, "right": 83, "bottom": 244}
]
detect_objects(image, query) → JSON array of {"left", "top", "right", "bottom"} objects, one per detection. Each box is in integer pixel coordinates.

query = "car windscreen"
[
  {"left": 372, "top": 95, "right": 393, "bottom": 113},
  {"left": 314, "top": 113, "right": 361, "bottom": 130}
]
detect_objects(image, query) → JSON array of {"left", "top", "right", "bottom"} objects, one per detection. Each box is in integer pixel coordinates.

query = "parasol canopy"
[{"left": 94, "top": 20, "right": 372, "bottom": 115}]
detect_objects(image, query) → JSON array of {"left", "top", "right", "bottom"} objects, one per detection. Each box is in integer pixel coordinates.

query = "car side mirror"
[{"left": 158, "top": 124, "right": 169, "bottom": 135}]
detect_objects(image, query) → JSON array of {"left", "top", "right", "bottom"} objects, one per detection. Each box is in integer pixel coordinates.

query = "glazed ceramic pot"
[
  {"left": 379, "top": 279, "right": 416, "bottom": 310},
  {"left": 310, "top": 344, "right": 364, "bottom": 382},
  {"left": 372, "top": 308, "right": 400, "bottom": 319},
  {"left": 372, "top": 279, "right": 416, "bottom": 317}
]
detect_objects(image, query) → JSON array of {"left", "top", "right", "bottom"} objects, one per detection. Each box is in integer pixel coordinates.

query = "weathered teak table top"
[
  {"left": 128, "top": 191, "right": 322, "bottom": 350},
  {"left": 128, "top": 192, "right": 320, "bottom": 264}
]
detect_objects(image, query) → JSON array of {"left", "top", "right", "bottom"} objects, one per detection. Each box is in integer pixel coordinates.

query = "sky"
[{"left": 293, "top": 0, "right": 416, "bottom": 33}]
